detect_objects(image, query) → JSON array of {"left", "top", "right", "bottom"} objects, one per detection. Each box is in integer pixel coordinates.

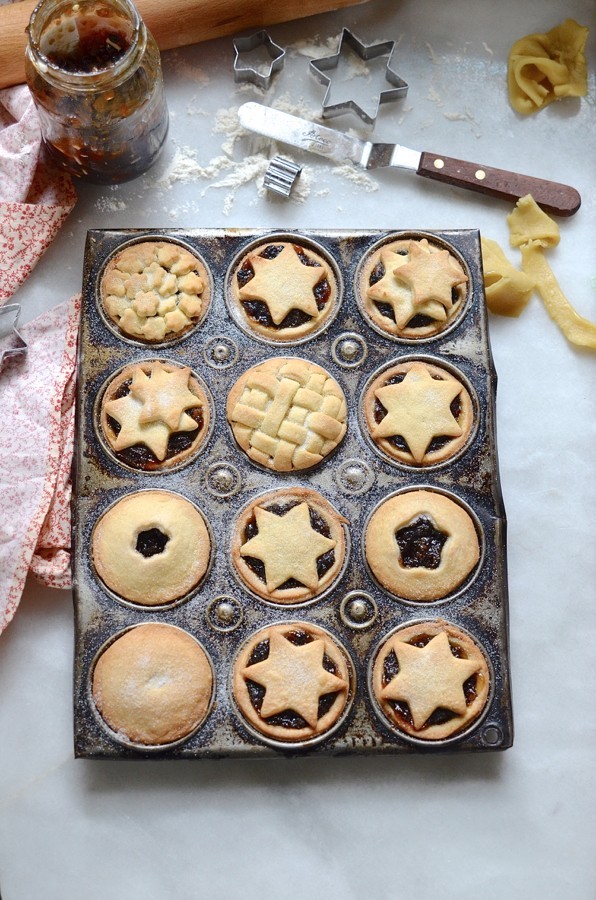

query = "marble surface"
[{"left": 1, "top": 0, "right": 595, "bottom": 897}]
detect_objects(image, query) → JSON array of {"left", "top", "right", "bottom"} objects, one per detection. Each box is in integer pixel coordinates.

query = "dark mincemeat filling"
[
  {"left": 369, "top": 255, "right": 460, "bottom": 328},
  {"left": 374, "top": 373, "right": 462, "bottom": 455},
  {"left": 242, "top": 501, "right": 335, "bottom": 590},
  {"left": 237, "top": 244, "right": 331, "bottom": 330},
  {"left": 245, "top": 629, "right": 340, "bottom": 728},
  {"left": 135, "top": 527, "right": 169, "bottom": 558},
  {"left": 394, "top": 515, "right": 447, "bottom": 569}
]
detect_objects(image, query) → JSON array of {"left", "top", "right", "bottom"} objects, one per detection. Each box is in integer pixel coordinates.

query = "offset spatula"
[{"left": 238, "top": 102, "right": 581, "bottom": 216}]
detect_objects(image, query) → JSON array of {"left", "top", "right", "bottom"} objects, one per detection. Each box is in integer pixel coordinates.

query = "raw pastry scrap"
[
  {"left": 480, "top": 237, "right": 534, "bottom": 317},
  {"left": 101, "top": 240, "right": 210, "bottom": 342},
  {"left": 508, "top": 19, "right": 589, "bottom": 115}
]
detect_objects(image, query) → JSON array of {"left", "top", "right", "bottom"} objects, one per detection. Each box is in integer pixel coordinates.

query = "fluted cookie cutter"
[
  {"left": 264, "top": 155, "right": 303, "bottom": 198},
  {"left": 309, "top": 28, "right": 408, "bottom": 126},
  {"left": 0, "top": 303, "right": 27, "bottom": 368},
  {"left": 233, "top": 30, "right": 285, "bottom": 90}
]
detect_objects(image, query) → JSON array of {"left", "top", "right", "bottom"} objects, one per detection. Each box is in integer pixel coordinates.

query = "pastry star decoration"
[
  {"left": 367, "top": 246, "right": 447, "bottom": 329},
  {"left": 240, "top": 502, "right": 336, "bottom": 591},
  {"left": 373, "top": 362, "right": 463, "bottom": 462},
  {"left": 381, "top": 632, "right": 480, "bottom": 730},
  {"left": 238, "top": 245, "right": 323, "bottom": 325},
  {"left": 104, "top": 362, "right": 199, "bottom": 460},
  {"left": 393, "top": 240, "right": 468, "bottom": 311},
  {"left": 244, "top": 631, "right": 347, "bottom": 727}
]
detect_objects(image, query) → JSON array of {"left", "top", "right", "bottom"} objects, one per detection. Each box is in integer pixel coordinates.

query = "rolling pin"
[{"left": 0, "top": 0, "right": 368, "bottom": 89}]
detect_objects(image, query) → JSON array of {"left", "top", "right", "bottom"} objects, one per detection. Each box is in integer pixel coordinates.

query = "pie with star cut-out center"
[
  {"left": 365, "top": 489, "right": 481, "bottom": 602},
  {"left": 232, "top": 622, "right": 353, "bottom": 744},
  {"left": 358, "top": 237, "right": 469, "bottom": 339},
  {"left": 362, "top": 359, "right": 475, "bottom": 466},
  {"left": 231, "top": 488, "right": 348, "bottom": 604},
  {"left": 99, "top": 359, "right": 211, "bottom": 470},
  {"left": 229, "top": 240, "right": 338, "bottom": 342},
  {"left": 371, "top": 620, "right": 490, "bottom": 741}
]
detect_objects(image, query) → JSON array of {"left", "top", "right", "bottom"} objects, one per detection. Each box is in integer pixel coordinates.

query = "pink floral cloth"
[{"left": 0, "top": 84, "right": 78, "bottom": 634}]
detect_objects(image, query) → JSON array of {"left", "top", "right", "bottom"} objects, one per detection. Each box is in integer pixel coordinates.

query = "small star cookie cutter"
[
  {"left": 0, "top": 303, "right": 28, "bottom": 369},
  {"left": 233, "top": 30, "right": 285, "bottom": 90},
  {"left": 263, "top": 155, "right": 303, "bottom": 198},
  {"left": 309, "top": 28, "right": 408, "bottom": 126}
]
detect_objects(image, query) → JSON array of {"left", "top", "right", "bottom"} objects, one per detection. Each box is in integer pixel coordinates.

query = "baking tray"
[{"left": 72, "top": 227, "right": 513, "bottom": 758}]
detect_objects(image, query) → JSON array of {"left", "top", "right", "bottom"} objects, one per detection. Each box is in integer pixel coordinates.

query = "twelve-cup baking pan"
[{"left": 72, "top": 227, "right": 513, "bottom": 758}]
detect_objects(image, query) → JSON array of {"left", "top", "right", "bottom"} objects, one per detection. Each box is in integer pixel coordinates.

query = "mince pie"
[{"left": 371, "top": 620, "right": 490, "bottom": 741}]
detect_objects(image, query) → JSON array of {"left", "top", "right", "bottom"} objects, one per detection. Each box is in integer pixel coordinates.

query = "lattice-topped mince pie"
[
  {"left": 231, "top": 488, "right": 348, "bottom": 604},
  {"left": 358, "top": 237, "right": 468, "bottom": 339},
  {"left": 226, "top": 357, "right": 347, "bottom": 472},
  {"left": 99, "top": 359, "right": 211, "bottom": 470},
  {"left": 362, "top": 359, "right": 474, "bottom": 466},
  {"left": 233, "top": 621, "right": 353, "bottom": 744},
  {"left": 100, "top": 240, "right": 210, "bottom": 342},
  {"left": 371, "top": 619, "right": 490, "bottom": 741},
  {"left": 229, "top": 239, "right": 338, "bottom": 341}
]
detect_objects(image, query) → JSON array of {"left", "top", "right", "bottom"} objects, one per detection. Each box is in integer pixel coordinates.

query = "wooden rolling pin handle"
[{"left": 0, "top": 0, "right": 368, "bottom": 90}]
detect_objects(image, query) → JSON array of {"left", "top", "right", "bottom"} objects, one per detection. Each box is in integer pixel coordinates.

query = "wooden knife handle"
[
  {"left": 418, "top": 151, "right": 581, "bottom": 217},
  {"left": 0, "top": 0, "right": 368, "bottom": 90}
]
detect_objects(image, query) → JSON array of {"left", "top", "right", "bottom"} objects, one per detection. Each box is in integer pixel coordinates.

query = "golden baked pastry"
[
  {"left": 92, "top": 623, "right": 213, "bottom": 746},
  {"left": 231, "top": 488, "right": 347, "bottom": 604},
  {"left": 365, "top": 489, "right": 480, "bottom": 602},
  {"left": 92, "top": 491, "right": 211, "bottom": 606},
  {"left": 101, "top": 240, "right": 210, "bottom": 342},
  {"left": 371, "top": 620, "right": 490, "bottom": 741},
  {"left": 232, "top": 621, "right": 352, "bottom": 743},
  {"left": 362, "top": 359, "right": 474, "bottom": 466},
  {"left": 100, "top": 359, "right": 210, "bottom": 470},
  {"left": 229, "top": 240, "right": 338, "bottom": 341},
  {"left": 359, "top": 238, "right": 468, "bottom": 339},
  {"left": 226, "top": 357, "right": 347, "bottom": 472}
]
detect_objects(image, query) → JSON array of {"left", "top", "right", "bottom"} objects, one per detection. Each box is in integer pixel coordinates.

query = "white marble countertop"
[{"left": 1, "top": 1, "right": 595, "bottom": 897}]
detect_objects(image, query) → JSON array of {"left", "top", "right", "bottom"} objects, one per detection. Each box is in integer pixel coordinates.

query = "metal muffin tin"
[{"left": 73, "top": 227, "right": 513, "bottom": 758}]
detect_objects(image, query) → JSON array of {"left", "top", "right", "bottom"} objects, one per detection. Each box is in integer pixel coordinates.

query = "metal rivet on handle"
[
  {"left": 433, "top": 158, "right": 445, "bottom": 169},
  {"left": 475, "top": 169, "right": 486, "bottom": 181}
]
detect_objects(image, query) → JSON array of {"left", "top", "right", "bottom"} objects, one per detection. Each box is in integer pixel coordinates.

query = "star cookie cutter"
[
  {"left": 233, "top": 30, "right": 285, "bottom": 90},
  {"left": 309, "top": 28, "right": 408, "bottom": 126},
  {"left": 263, "top": 155, "right": 303, "bottom": 198},
  {"left": 0, "top": 303, "right": 28, "bottom": 368}
]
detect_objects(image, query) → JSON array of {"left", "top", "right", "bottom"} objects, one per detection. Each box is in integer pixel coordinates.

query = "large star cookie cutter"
[
  {"left": 0, "top": 303, "right": 28, "bottom": 369},
  {"left": 309, "top": 28, "right": 408, "bottom": 126},
  {"left": 233, "top": 30, "right": 285, "bottom": 90}
]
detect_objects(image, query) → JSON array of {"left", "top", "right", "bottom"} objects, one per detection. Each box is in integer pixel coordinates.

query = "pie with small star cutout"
[
  {"left": 233, "top": 622, "right": 353, "bottom": 743},
  {"left": 231, "top": 488, "right": 348, "bottom": 604},
  {"left": 229, "top": 240, "right": 338, "bottom": 341},
  {"left": 358, "top": 237, "right": 469, "bottom": 338},
  {"left": 371, "top": 620, "right": 490, "bottom": 741},
  {"left": 363, "top": 359, "right": 475, "bottom": 466},
  {"left": 100, "top": 360, "right": 211, "bottom": 470}
]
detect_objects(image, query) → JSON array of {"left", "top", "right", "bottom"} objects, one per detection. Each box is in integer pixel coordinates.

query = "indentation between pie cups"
[
  {"left": 96, "top": 236, "right": 213, "bottom": 348},
  {"left": 358, "top": 355, "right": 480, "bottom": 471},
  {"left": 94, "top": 358, "right": 214, "bottom": 474},
  {"left": 229, "top": 487, "right": 350, "bottom": 608},
  {"left": 229, "top": 620, "right": 357, "bottom": 750},
  {"left": 367, "top": 618, "right": 494, "bottom": 746},
  {"left": 361, "top": 486, "right": 485, "bottom": 607},
  {"left": 224, "top": 233, "right": 343, "bottom": 346},
  {"left": 88, "top": 623, "right": 215, "bottom": 752},
  {"left": 89, "top": 489, "right": 215, "bottom": 611},
  {"left": 354, "top": 231, "right": 471, "bottom": 343}
]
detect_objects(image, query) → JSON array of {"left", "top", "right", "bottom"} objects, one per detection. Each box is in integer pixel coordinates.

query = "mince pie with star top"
[
  {"left": 232, "top": 621, "right": 353, "bottom": 744},
  {"left": 231, "top": 488, "right": 348, "bottom": 604},
  {"left": 362, "top": 359, "right": 475, "bottom": 466},
  {"left": 99, "top": 359, "right": 211, "bottom": 471},
  {"left": 371, "top": 619, "right": 490, "bottom": 741},
  {"left": 229, "top": 240, "right": 338, "bottom": 342},
  {"left": 358, "top": 237, "right": 469, "bottom": 339}
]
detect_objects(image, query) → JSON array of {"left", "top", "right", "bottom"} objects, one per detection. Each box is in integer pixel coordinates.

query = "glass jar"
[{"left": 25, "top": 0, "right": 169, "bottom": 183}]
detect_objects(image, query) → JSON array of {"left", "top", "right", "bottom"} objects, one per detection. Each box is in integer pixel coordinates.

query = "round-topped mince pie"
[
  {"left": 365, "top": 489, "right": 480, "bottom": 602},
  {"left": 233, "top": 621, "right": 353, "bottom": 744},
  {"left": 92, "top": 623, "right": 213, "bottom": 746},
  {"left": 100, "top": 240, "right": 210, "bottom": 343},
  {"left": 231, "top": 488, "right": 348, "bottom": 604},
  {"left": 92, "top": 491, "right": 211, "bottom": 606},
  {"left": 226, "top": 356, "right": 347, "bottom": 472},
  {"left": 362, "top": 359, "right": 475, "bottom": 466},
  {"left": 358, "top": 237, "right": 468, "bottom": 339},
  {"left": 371, "top": 619, "right": 490, "bottom": 741},
  {"left": 229, "top": 239, "right": 338, "bottom": 342},
  {"left": 99, "top": 359, "right": 211, "bottom": 471}
]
